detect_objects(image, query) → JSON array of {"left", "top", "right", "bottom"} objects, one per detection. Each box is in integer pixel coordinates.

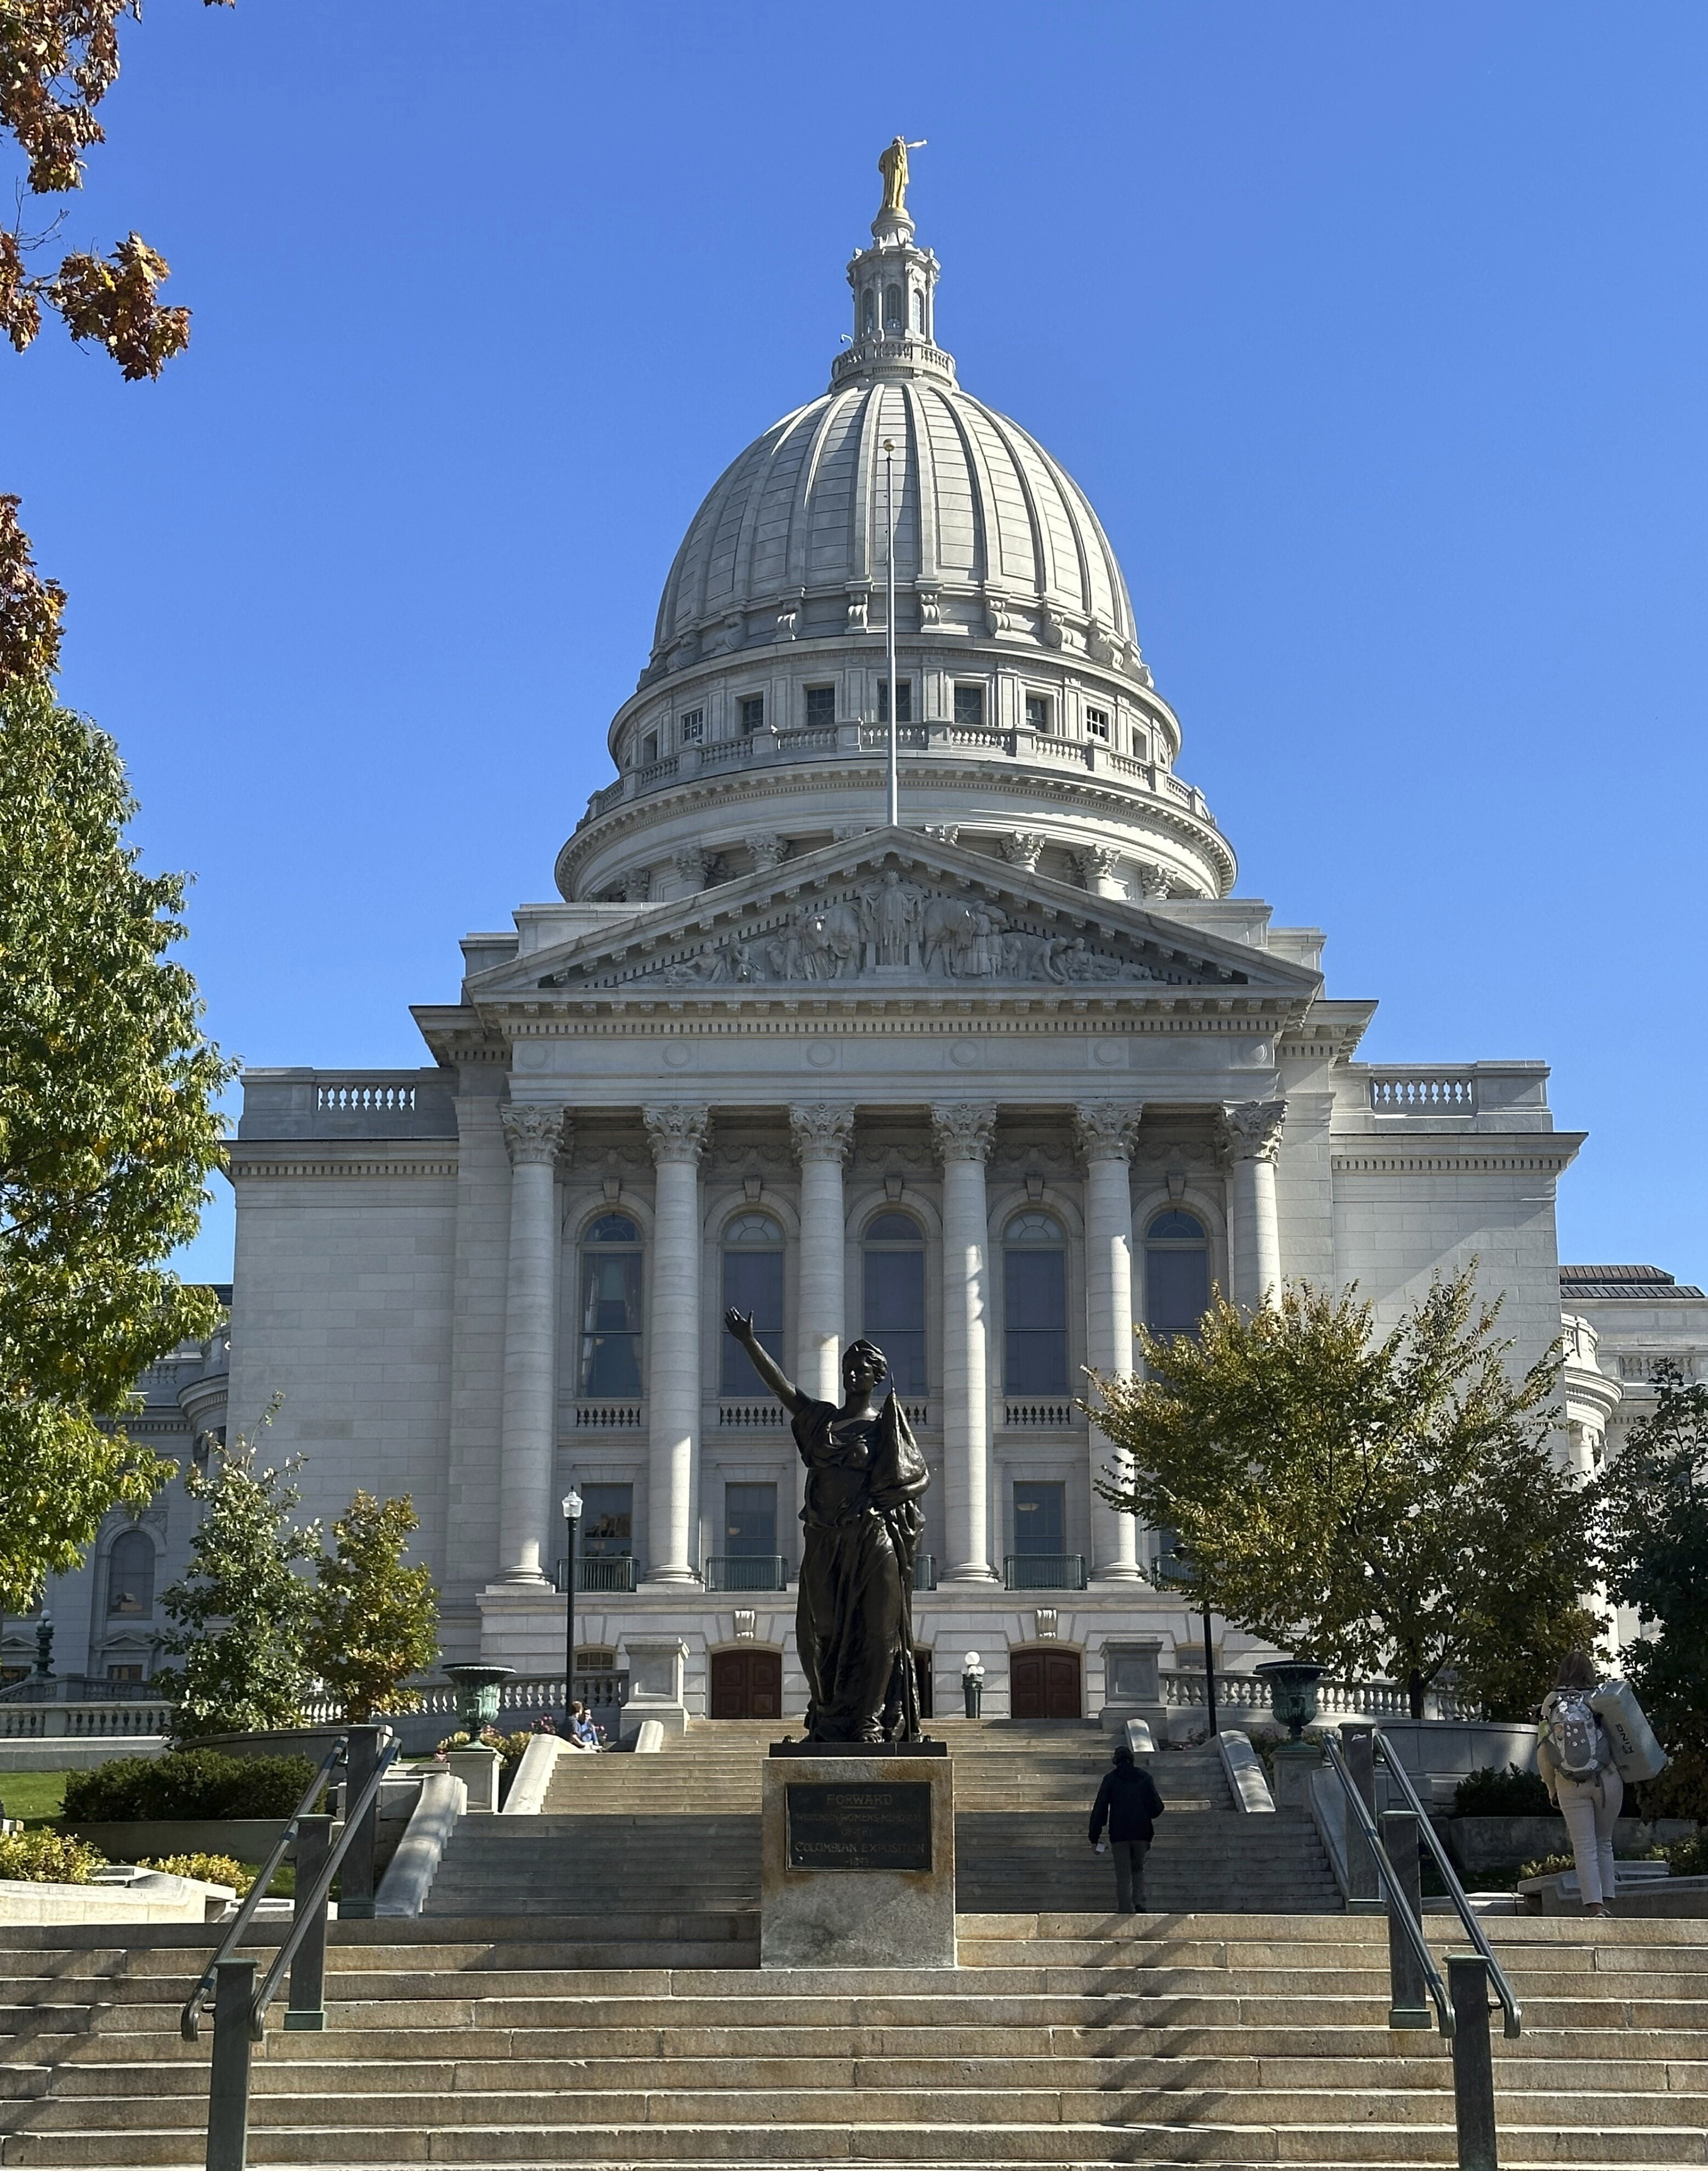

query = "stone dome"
[
  {"left": 645, "top": 376, "right": 1148, "bottom": 687},
  {"left": 558, "top": 165, "right": 1235, "bottom": 910}
]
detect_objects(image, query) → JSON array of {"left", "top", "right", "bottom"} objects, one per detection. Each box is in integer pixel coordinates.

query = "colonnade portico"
[{"left": 484, "top": 1092, "right": 1292, "bottom": 1600}]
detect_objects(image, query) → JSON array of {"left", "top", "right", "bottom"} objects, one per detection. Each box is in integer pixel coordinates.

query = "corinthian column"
[
  {"left": 1219, "top": 1099, "right": 1286, "bottom": 1311},
  {"left": 932, "top": 1102, "right": 998, "bottom": 1583},
  {"left": 643, "top": 1104, "right": 711, "bottom": 1585},
  {"left": 790, "top": 1105, "right": 855, "bottom": 1404},
  {"left": 1075, "top": 1102, "right": 1144, "bottom": 1583},
  {"left": 496, "top": 1102, "right": 569, "bottom": 1585}
]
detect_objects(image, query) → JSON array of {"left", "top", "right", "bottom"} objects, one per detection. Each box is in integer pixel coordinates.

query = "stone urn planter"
[
  {"left": 1254, "top": 1660, "right": 1326, "bottom": 1741},
  {"left": 445, "top": 1664, "right": 515, "bottom": 1738}
]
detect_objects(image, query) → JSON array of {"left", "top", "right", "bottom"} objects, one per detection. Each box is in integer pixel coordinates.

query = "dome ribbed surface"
[{"left": 649, "top": 377, "right": 1138, "bottom": 668}]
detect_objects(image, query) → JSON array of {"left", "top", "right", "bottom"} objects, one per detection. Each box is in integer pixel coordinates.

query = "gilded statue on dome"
[{"left": 878, "top": 135, "right": 926, "bottom": 219}]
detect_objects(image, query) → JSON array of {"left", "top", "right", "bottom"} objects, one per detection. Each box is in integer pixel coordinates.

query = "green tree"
[
  {"left": 1, "top": 669, "right": 232, "bottom": 1612},
  {"left": 1599, "top": 1366, "right": 1708, "bottom": 1818},
  {"left": 305, "top": 1492, "right": 440, "bottom": 1724},
  {"left": 1090, "top": 1268, "right": 1598, "bottom": 1718},
  {"left": 157, "top": 1419, "right": 319, "bottom": 1741}
]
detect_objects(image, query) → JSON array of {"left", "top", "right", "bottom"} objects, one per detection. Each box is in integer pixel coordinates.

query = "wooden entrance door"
[
  {"left": 1010, "top": 1649, "right": 1081, "bottom": 1719},
  {"left": 709, "top": 1647, "right": 782, "bottom": 1719}
]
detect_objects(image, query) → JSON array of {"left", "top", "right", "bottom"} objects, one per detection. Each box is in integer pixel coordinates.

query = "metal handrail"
[
  {"left": 1372, "top": 1725, "right": 1523, "bottom": 2039},
  {"left": 1321, "top": 1735, "right": 1455, "bottom": 2038},
  {"left": 180, "top": 1736, "right": 348, "bottom": 2042},
  {"left": 243, "top": 1738, "right": 400, "bottom": 2039}
]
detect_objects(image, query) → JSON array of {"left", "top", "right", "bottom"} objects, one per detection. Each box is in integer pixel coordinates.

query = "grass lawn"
[{"left": 0, "top": 1771, "right": 67, "bottom": 1827}]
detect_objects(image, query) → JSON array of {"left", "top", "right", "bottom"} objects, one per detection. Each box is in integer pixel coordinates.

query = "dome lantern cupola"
[{"left": 833, "top": 136, "right": 954, "bottom": 390}]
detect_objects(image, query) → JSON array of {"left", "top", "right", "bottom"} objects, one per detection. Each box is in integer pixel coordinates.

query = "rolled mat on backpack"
[{"left": 1591, "top": 1677, "right": 1669, "bottom": 1783}]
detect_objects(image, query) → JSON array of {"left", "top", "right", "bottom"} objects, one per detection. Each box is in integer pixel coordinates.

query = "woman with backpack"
[{"left": 1536, "top": 1651, "right": 1621, "bottom": 1916}]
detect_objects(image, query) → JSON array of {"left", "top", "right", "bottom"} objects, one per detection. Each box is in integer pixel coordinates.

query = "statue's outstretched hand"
[{"left": 724, "top": 1308, "right": 754, "bottom": 1343}]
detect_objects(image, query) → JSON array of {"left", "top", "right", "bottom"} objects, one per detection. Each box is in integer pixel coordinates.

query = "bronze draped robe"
[{"left": 791, "top": 1393, "right": 929, "bottom": 1742}]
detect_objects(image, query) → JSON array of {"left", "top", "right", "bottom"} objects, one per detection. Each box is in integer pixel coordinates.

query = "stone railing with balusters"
[
  {"left": 1367, "top": 1071, "right": 1478, "bottom": 1115},
  {"left": 1159, "top": 1672, "right": 1478, "bottom": 1722},
  {"left": 1003, "top": 1400, "right": 1078, "bottom": 1429},
  {"left": 0, "top": 1699, "right": 177, "bottom": 1740},
  {"left": 717, "top": 1401, "right": 786, "bottom": 1429}
]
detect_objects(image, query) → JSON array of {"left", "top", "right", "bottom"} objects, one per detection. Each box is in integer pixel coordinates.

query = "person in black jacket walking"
[{"left": 1088, "top": 1743, "right": 1165, "bottom": 1914}]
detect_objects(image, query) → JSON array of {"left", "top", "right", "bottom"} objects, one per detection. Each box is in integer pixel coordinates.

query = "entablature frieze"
[{"left": 226, "top": 1144, "right": 460, "bottom": 1182}]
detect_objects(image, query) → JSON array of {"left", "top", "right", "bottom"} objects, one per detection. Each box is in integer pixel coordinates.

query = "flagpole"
[{"left": 884, "top": 437, "right": 899, "bottom": 828}]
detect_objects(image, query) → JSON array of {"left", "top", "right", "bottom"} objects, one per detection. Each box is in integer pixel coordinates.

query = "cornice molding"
[
  {"left": 227, "top": 1147, "right": 459, "bottom": 1182},
  {"left": 1331, "top": 1134, "right": 1587, "bottom": 1177}
]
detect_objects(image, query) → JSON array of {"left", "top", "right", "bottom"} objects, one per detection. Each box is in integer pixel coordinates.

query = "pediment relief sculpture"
[{"left": 558, "top": 875, "right": 1231, "bottom": 993}]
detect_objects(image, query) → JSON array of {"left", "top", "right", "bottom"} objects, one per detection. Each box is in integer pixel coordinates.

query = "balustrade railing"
[
  {"left": 314, "top": 1081, "right": 416, "bottom": 1113},
  {"left": 1003, "top": 1399, "right": 1077, "bottom": 1428},
  {"left": 574, "top": 1401, "right": 643, "bottom": 1428},
  {"left": 1002, "top": 1553, "right": 1087, "bottom": 1591},
  {"left": 717, "top": 1400, "right": 786, "bottom": 1429},
  {"left": 704, "top": 1555, "right": 789, "bottom": 1593},
  {"left": 553, "top": 1556, "right": 638, "bottom": 1594},
  {"left": 1367, "top": 1071, "right": 1478, "bottom": 1113},
  {"left": 1157, "top": 1671, "right": 1476, "bottom": 1720}
]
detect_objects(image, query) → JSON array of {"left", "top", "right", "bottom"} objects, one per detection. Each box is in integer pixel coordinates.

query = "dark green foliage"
[
  {"left": 61, "top": 1749, "right": 316, "bottom": 1823},
  {"left": 1451, "top": 1763, "right": 1553, "bottom": 1817},
  {"left": 1600, "top": 1368, "right": 1708, "bottom": 1822}
]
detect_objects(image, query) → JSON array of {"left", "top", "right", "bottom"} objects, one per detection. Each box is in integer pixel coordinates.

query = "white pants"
[{"left": 1556, "top": 1767, "right": 1624, "bottom": 1905}]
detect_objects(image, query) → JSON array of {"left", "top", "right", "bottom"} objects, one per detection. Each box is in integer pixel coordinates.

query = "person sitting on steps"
[{"left": 1088, "top": 1741, "right": 1165, "bottom": 1914}]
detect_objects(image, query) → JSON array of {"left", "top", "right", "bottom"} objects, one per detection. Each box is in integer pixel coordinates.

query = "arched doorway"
[
  {"left": 1011, "top": 1647, "right": 1082, "bottom": 1720},
  {"left": 710, "top": 1647, "right": 782, "bottom": 1719}
]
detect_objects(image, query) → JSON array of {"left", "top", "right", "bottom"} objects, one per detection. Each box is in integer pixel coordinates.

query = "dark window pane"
[
  {"left": 578, "top": 1484, "right": 633, "bottom": 1560},
  {"left": 740, "top": 695, "right": 765, "bottom": 732},
  {"left": 1013, "top": 1481, "right": 1065, "bottom": 1555},
  {"left": 107, "top": 1531, "right": 154, "bottom": 1618},
  {"left": 866, "top": 1210, "right": 921, "bottom": 1242},
  {"left": 1005, "top": 1247, "right": 1068, "bottom": 1393},
  {"left": 863, "top": 1242, "right": 926, "bottom": 1394},
  {"left": 1147, "top": 1246, "right": 1209, "bottom": 1337},
  {"left": 805, "top": 685, "right": 836, "bottom": 728},
  {"left": 876, "top": 679, "right": 912, "bottom": 723},
  {"left": 580, "top": 1247, "right": 642, "bottom": 1397},
  {"left": 722, "top": 1247, "right": 784, "bottom": 1394},
  {"left": 725, "top": 1482, "right": 778, "bottom": 1556},
  {"left": 954, "top": 683, "right": 985, "bottom": 729},
  {"left": 1148, "top": 1210, "right": 1205, "bottom": 1241}
]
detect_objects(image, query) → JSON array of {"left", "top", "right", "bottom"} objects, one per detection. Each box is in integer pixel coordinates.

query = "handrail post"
[
  {"left": 205, "top": 1958, "right": 257, "bottom": 2171},
  {"left": 1380, "top": 1808, "right": 1432, "bottom": 2030},
  {"left": 1448, "top": 1953, "right": 1500, "bottom": 2169},
  {"left": 338, "top": 1725, "right": 385, "bottom": 1919},
  {"left": 1341, "top": 1722, "right": 1381, "bottom": 1911},
  {"left": 283, "top": 1812, "right": 332, "bottom": 2032}
]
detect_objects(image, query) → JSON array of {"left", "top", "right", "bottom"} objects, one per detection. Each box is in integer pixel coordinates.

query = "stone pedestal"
[
  {"left": 1099, "top": 1635, "right": 1167, "bottom": 1737},
  {"left": 618, "top": 1638, "right": 690, "bottom": 1741},
  {"left": 445, "top": 1746, "right": 502, "bottom": 1814},
  {"left": 1271, "top": 1738, "right": 1322, "bottom": 1813},
  {"left": 761, "top": 1752, "right": 955, "bottom": 1968}
]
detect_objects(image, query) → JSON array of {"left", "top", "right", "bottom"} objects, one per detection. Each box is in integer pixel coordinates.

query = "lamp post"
[
  {"left": 561, "top": 1487, "right": 583, "bottom": 1723},
  {"left": 961, "top": 1649, "right": 984, "bottom": 1719}
]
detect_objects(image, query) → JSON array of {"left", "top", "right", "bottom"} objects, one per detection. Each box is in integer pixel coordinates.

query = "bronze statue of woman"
[{"left": 723, "top": 1310, "right": 929, "bottom": 1742}]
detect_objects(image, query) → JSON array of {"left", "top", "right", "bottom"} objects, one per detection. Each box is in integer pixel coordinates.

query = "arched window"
[
  {"left": 1004, "top": 1211, "right": 1068, "bottom": 1394},
  {"left": 578, "top": 1214, "right": 643, "bottom": 1397},
  {"left": 106, "top": 1530, "right": 154, "bottom": 1618},
  {"left": 912, "top": 287, "right": 924, "bottom": 333},
  {"left": 862, "top": 1210, "right": 926, "bottom": 1395},
  {"left": 722, "top": 1212, "right": 784, "bottom": 1395},
  {"left": 861, "top": 289, "right": 876, "bottom": 337},
  {"left": 884, "top": 283, "right": 903, "bottom": 331},
  {"left": 1145, "top": 1209, "right": 1210, "bottom": 1338}
]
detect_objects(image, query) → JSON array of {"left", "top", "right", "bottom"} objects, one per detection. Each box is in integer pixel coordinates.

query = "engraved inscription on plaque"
[{"left": 785, "top": 1782, "right": 933, "bottom": 1873}]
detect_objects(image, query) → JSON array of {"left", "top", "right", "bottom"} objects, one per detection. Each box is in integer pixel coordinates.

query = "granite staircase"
[
  {"left": 2, "top": 1912, "right": 1706, "bottom": 2166},
  {"left": 423, "top": 1715, "right": 1340, "bottom": 1918}
]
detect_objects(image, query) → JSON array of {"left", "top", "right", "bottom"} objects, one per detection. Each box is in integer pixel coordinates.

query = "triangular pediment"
[{"left": 469, "top": 833, "right": 1321, "bottom": 1005}]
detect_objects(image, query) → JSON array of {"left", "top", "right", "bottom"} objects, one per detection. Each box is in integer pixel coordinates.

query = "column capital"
[
  {"left": 930, "top": 1101, "right": 997, "bottom": 1164},
  {"left": 1073, "top": 844, "right": 1122, "bottom": 883},
  {"left": 643, "top": 1102, "right": 712, "bottom": 1166},
  {"left": 1074, "top": 1101, "right": 1144, "bottom": 1165},
  {"left": 1218, "top": 1097, "right": 1286, "bottom": 1164},
  {"left": 788, "top": 1102, "right": 855, "bottom": 1166},
  {"left": 500, "top": 1102, "right": 569, "bottom": 1168}
]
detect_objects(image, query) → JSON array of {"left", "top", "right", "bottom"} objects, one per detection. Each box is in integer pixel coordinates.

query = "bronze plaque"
[{"left": 785, "top": 1781, "right": 933, "bottom": 1872}]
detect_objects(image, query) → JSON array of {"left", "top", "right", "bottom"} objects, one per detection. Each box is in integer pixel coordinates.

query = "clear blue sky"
[{"left": 10, "top": 3, "right": 1706, "bottom": 1288}]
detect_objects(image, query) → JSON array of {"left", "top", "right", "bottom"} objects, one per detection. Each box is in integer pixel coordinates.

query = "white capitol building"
[{"left": 22, "top": 161, "right": 1700, "bottom": 1720}]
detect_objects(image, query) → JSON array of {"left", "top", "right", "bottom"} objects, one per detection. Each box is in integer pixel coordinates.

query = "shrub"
[
  {"left": 1665, "top": 1831, "right": 1708, "bottom": 1879},
  {"left": 62, "top": 1751, "right": 318, "bottom": 1823},
  {"left": 1517, "top": 1851, "right": 1576, "bottom": 1881},
  {"left": 0, "top": 1829, "right": 107, "bottom": 1883},
  {"left": 138, "top": 1852, "right": 253, "bottom": 1895},
  {"left": 1452, "top": 1764, "right": 1553, "bottom": 1817},
  {"left": 435, "top": 1726, "right": 532, "bottom": 1772}
]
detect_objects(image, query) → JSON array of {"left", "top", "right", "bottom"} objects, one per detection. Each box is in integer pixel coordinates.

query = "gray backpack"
[{"left": 1548, "top": 1690, "right": 1603, "bottom": 1781}]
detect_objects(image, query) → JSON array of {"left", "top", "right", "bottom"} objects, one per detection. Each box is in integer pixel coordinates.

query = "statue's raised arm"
[{"left": 723, "top": 1309, "right": 809, "bottom": 1416}]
